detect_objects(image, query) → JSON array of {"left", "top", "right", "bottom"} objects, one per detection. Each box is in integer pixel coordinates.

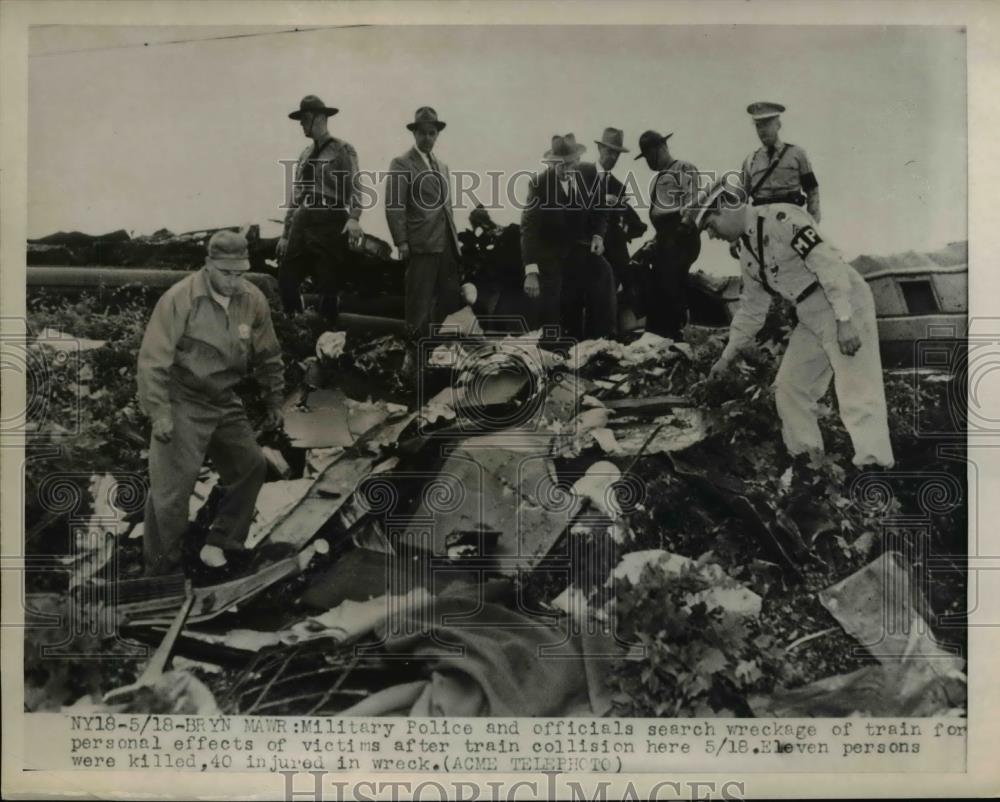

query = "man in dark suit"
[
  {"left": 385, "top": 107, "right": 464, "bottom": 348},
  {"left": 520, "top": 134, "right": 614, "bottom": 341},
  {"left": 594, "top": 128, "right": 648, "bottom": 324}
]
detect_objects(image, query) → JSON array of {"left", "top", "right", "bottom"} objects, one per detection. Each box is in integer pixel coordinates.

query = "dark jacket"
[
  {"left": 600, "top": 171, "right": 647, "bottom": 276},
  {"left": 520, "top": 162, "right": 608, "bottom": 270}
]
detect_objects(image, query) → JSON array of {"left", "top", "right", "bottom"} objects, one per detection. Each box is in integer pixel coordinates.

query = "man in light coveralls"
[
  {"left": 693, "top": 182, "right": 894, "bottom": 469},
  {"left": 137, "top": 230, "right": 285, "bottom": 575}
]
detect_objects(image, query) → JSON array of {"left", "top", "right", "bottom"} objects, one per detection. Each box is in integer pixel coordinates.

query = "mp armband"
[{"left": 791, "top": 225, "right": 823, "bottom": 259}]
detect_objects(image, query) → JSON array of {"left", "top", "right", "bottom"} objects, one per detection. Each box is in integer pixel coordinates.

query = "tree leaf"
[{"left": 694, "top": 646, "right": 728, "bottom": 675}]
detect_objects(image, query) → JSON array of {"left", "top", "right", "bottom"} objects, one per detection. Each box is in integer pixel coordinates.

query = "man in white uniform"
[{"left": 693, "top": 182, "right": 894, "bottom": 468}]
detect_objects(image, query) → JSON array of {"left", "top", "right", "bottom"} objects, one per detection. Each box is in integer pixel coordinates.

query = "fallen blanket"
[{"left": 380, "top": 582, "right": 602, "bottom": 717}]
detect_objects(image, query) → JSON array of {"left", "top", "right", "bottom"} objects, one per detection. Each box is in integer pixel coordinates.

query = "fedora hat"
[
  {"left": 543, "top": 133, "right": 586, "bottom": 162},
  {"left": 594, "top": 127, "right": 629, "bottom": 153},
  {"left": 634, "top": 129, "right": 673, "bottom": 160},
  {"left": 407, "top": 106, "right": 447, "bottom": 132},
  {"left": 289, "top": 94, "right": 339, "bottom": 120}
]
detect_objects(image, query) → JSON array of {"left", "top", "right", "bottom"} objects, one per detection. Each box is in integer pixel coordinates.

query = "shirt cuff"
[
  {"left": 831, "top": 297, "right": 853, "bottom": 322},
  {"left": 524, "top": 264, "right": 539, "bottom": 276}
]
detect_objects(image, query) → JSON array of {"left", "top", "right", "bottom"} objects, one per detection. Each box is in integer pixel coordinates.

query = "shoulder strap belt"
[
  {"left": 742, "top": 219, "right": 820, "bottom": 304},
  {"left": 739, "top": 216, "right": 779, "bottom": 298},
  {"left": 656, "top": 159, "right": 679, "bottom": 180},
  {"left": 749, "top": 143, "right": 792, "bottom": 199},
  {"left": 795, "top": 281, "right": 820, "bottom": 305}
]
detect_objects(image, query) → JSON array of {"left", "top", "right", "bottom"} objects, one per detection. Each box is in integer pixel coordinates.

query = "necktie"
[
  {"left": 767, "top": 146, "right": 776, "bottom": 161},
  {"left": 427, "top": 153, "right": 447, "bottom": 202}
]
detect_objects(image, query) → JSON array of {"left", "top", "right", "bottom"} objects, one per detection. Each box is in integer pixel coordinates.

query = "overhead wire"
[{"left": 30, "top": 24, "right": 370, "bottom": 57}]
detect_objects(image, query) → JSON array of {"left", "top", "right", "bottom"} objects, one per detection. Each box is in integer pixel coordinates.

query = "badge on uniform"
[
  {"left": 791, "top": 225, "right": 823, "bottom": 259},
  {"left": 238, "top": 323, "right": 251, "bottom": 340}
]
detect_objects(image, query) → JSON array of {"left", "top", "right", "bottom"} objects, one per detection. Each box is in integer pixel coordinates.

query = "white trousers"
[{"left": 773, "top": 276, "right": 894, "bottom": 468}]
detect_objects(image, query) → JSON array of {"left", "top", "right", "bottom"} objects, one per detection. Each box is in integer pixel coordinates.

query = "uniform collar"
[{"left": 311, "top": 134, "right": 336, "bottom": 153}]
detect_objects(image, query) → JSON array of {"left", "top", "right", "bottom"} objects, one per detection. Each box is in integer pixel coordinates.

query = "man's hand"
[
  {"left": 261, "top": 408, "right": 284, "bottom": 432},
  {"left": 152, "top": 417, "right": 173, "bottom": 443},
  {"left": 837, "top": 319, "right": 862, "bottom": 356},
  {"left": 590, "top": 234, "right": 605, "bottom": 256},
  {"left": 689, "top": 355, "right": 736, "bottom": 401},
  {"left": 342, "top": 218, "right": 364, "bottom": 248},
  {"left": 276, "top": 237, "right": 288, "bottom": 259},
  {"left": 523, "top": 272, "right": 540, "bottom": 299},
  {"left": 708, "top": 356, "right": 732, "bottom": 381},
  {"left": 397, "top": 243, "right": 410, "bottom": 261}
]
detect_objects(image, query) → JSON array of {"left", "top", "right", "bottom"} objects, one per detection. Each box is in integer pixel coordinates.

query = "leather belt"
[
  {"left": 795, "top": 281, "right": 820, "bottom": 305},
  {"left": 752, "top": 193, "right": 806, "bottom": 207}
]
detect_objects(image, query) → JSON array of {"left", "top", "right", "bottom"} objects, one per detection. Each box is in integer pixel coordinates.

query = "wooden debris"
[{"left": 604, "top": 395, "right": 693, "bottom": 415}]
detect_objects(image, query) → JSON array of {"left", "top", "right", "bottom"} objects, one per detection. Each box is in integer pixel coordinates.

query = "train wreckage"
[
  {"left": 27, "top": 210, "right": 968, "bottom": 360},
  {"left": 23, "top": 214, "right": 967, "bottom": 719}
]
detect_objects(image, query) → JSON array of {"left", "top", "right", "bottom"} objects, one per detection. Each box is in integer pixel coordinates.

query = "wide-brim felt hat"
[
  {"left": 543, "top": 133, "right": 586, "bottom": 161},
  {"left": 634, "top": 129, "right": 673, "bottom": 160},
  {"left": 595, "top": 127, "right": 629, "bottom": 153},
  {"left": 407, "top": 106, "right": 447, "bottom": 131},
  {"left": 289, "top": 94, "right": 339, "bottom": 120}
]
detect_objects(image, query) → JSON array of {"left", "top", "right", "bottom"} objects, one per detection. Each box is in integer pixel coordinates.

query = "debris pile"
[
  {"left": 28, "top": 228, "right": 249, "bottom": 270},
  {"left": 22, "top": 258, "right": 967, "bottom": 719},
  {"left": 27, "top": 226, "right": 403, "bottom": 309}
]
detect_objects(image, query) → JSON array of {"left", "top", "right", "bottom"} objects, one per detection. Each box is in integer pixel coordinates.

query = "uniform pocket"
[{"left": 771, "top": 163, "right": 801, "bottom": 191}]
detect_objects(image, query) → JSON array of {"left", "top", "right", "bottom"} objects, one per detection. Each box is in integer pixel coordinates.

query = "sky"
[{"left": 28, "top": 24, "right": 966, "bottom": 274}]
